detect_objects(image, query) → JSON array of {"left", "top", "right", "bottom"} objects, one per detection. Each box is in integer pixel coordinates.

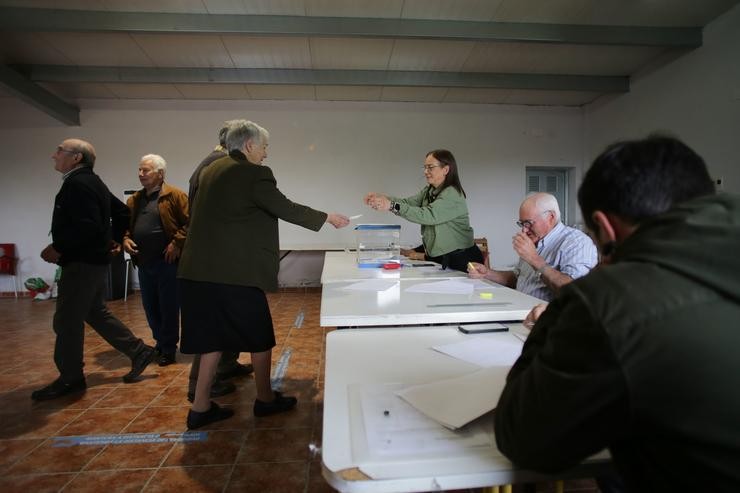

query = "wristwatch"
[
  {"left": 535, "top": 264, "right": 549, "bottom": 281},
  {"left": 389, "top": 201, "right": 401, "bottom": 214}
]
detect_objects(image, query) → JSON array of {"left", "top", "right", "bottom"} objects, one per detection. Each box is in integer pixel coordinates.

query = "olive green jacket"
[
  {"left": 495, "top": 194, "right": 740, "bottom": 492},
  {"left": 178, "top": 151, "right": 327, "bottom": 291},
  {"left": 391, "top": 185, "right": 475, "bottom": 257}
]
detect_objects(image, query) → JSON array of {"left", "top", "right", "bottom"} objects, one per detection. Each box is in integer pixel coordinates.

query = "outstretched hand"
[
  {"left": 326, "top": 213, "right": 350, "bottom": 229},
  {"left": 364, "top": 192, "right": 390, "bottom": 211}
]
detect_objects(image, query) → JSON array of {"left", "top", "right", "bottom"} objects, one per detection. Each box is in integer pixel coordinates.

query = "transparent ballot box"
[{"left": 355, "top": 224, "right": 401, "bottom": 268}]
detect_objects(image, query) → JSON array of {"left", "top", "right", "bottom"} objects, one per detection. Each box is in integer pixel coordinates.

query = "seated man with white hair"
[{"left": 469, "top": 192, "right": 597, "bottom": 301}]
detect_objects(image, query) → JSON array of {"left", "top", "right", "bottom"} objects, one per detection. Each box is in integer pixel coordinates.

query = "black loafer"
[
  {"left": 123, "top": 346, "right": 156, "bottom": 383},
  {"left": 253, "top": 391, "right": 297, "bottom": 417},
  {"left": 187, "top": 401, "right": 234, "bottom": 429},
  {"left": 187, "top": 379, "right": 236, "bottom": 403},
  {"left": 217, "top": 363, "right": 254, "bottom": 380},
  {"left": 31, "top": 378, "right": 87, "bottom": 401},
  {"left": 157, "top": 352, "right": 176, "bottom": 367}
]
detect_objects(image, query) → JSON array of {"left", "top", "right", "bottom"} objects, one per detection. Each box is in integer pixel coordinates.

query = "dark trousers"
[
  {"left": 137, "top": 259, "right": 179, "bottom": 354},
  {"left": 188, "top": 351, "right": 241, "bottom": 393},
  {"left": 53, "top": 262, "right": 146, "bottom": 383},
  {"left": 425, "top": 244, "right": 485, "bottom": 272}
]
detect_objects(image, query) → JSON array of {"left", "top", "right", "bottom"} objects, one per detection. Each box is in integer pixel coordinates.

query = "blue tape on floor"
[
  {"left": 271, "top": 347, "right": 292, "bottom": 391},
  {"left": 293, "top": 310, "right": 304, "bottom": 329},
  {"left": 52, "top": 431, "right": 207, "bottom": 447}
]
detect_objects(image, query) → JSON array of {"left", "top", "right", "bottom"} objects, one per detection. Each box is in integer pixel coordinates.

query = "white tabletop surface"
[
  {"left": 320, "top": 276, "right": 543, "bottom": 327},
  {"left": 321, "top": 251, "right": 467, "bottom": 283},
  {"left": 322, "top": 326, "right": 611, "bottom": 492}
]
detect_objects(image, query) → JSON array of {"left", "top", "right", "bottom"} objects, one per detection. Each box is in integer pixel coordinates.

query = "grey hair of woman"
[{"left": 225, "top": 120, "right": 270, "bottom": 153}]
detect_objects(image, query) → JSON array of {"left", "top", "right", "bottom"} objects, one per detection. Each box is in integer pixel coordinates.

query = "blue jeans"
[{"left": 137, "top": 258, "right": 179, "bottom": 354}]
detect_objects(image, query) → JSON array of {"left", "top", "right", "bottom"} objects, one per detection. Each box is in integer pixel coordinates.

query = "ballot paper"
[
  {"left": 404, "top": 279, "right": 474, "bottom": 295},
  {"left": 396, "top": 366, "right": 510, "bottom": 430},
  {"left": 342, "top": 279, "right": 399, "bottom": 292},
  {"left": 357, "top": 383, "right": 494, "bottom": 458},
  {"left": 432, "top": 334, "right": 522, "bottom": 368}
]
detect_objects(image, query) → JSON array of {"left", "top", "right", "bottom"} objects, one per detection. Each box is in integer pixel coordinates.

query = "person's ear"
[{"left": 591, "top": 210, "right": 617, "bottom": 244}]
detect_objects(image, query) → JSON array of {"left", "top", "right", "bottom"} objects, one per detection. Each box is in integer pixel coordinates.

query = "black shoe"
[
  {"left": 187, "top": 401, "right": 234, "bottom": 430},
  {"left": 253, "top": 391, "right": 297, "bottom": 417},
  {"left": 123, "top": 346, "right": 156, "bottom": 383},
  {"left": 31, "top": 378, "right": 87, "bottom": 401},
  {"left": 158, "top": 352, "right": 176, "bottom": 367},
  {"left": 187, "top": 379, "right": 236, "bottom": 403},
  {"left": 217, "top": 363, "right": 254, "bottom": 380}
]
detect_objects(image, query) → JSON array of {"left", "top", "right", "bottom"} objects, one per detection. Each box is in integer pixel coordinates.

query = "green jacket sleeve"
[
  {"left": 393, "top": 187, "right": 468, "bottom": 226},
  {"left": 494, "top": 283, "right": 630, "bottom": 473},
  {"left": 252, "top": 166, "right": 327, "bottom": 231}
]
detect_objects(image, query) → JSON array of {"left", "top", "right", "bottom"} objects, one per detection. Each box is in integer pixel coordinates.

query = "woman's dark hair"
[
  {"left": 427, "top": 149, "right": 466, "bottom": 198},
  {"left": 578, "top": 134, "right": 714, "bottom": 231}
]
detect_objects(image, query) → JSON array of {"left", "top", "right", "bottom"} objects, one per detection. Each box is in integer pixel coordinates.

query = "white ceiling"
[{"left": 0, "top": 0, "right": 737, "bottom": 124}]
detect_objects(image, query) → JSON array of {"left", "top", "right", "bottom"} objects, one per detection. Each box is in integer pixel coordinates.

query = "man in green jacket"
[{"left": 495, "top": 135, "right": 740, "bottom": 492}]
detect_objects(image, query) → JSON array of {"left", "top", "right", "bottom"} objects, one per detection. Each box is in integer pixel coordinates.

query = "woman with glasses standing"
[{"left": 364, "top": 149, "right": 483, "bottom": 272}]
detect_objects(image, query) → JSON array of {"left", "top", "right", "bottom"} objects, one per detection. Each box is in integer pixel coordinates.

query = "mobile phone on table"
[{"left": 458, "top": 322, "right": 508, "bottom": 334}]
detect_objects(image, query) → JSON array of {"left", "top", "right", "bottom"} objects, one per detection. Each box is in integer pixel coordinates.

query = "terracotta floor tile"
[
  {"left": 85, "top": 441, "right": 174, "bottom": 470},
  {"left": 0, "top": 409, "right": 85, "bottom": 440},
  {"left": 0, "top": 472, "right": 75, "bottom": 493},
  {"left": 57, "top": 407, "right": 143, "bottom": 436},
  {"left": 149, "top": 385, "right": 191, "bottom": 407},
  {"left": 237, "top": 427, "right": 312, "bottom": 463},
  {"left": 62, "top": 469, "right": 154, "bottom": 492},
  {"left": 226, "top": 461, "right": 308, "bottom": 493},
  {"left": 124, "top": 406, "right": 190, "bottom": 434},
  {"left": 0, "top": 438, "right": 44, "bottom": 473},
  {"left": 144, "top": 465, "right": 232, "bottom": 493},
  {"left": 164, "top": 430, "right": 246, "bottom": 466},
  {"left": 7, "top": 439, "right": 105, "bottom": 474},
  {"left": 91, "top": 386, "right": 165, "bottom": 408}
]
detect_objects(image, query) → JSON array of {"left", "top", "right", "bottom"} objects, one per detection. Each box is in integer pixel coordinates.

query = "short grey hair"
[
  {"left": 528, "top": 192, "right": 561, "bottom": 222},
  {"left": 225, "top": 120, "right": 270, "bottom": 153},
  {"left": 140, "top": 154, "right": 167, "bottom": 176},
  {"left": 218, "top": 119, "right": 246, "bottom": 146}
]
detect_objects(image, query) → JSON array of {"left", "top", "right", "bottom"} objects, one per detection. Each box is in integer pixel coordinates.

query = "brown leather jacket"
[{"left": 124, "top": 182, "right": 189, "bottom": 250}]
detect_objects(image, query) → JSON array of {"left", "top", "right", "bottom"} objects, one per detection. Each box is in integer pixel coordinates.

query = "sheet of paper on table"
[
  {"left": 357, "top": 383, "right": 494, "bottom": 458},
  {"left": 341, "top": 279, "right": 399, "bottom": 292},
  {"left": 432, "top": 333, "right": 523, "bottom": 368},
  {"left": 396, "top": 366, "right": 510, "bottom": 430}
]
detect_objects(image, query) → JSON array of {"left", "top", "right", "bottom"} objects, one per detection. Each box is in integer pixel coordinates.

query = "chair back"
[
  {"left": 474, "top": 237, "right": 490, "bottom": 268},
  {"left": 0, "top": 243, "right": 18, "bottom": 275}
]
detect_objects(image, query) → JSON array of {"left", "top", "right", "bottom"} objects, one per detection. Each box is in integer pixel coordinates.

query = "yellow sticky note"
[{"left": 479, "top": 292, "right": 493, "bottom": 300}]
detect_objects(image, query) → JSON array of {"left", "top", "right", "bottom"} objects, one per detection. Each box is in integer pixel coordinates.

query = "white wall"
[
  {"left": 0, "top": 98, "right": 583, "bottom": 291},
  {"left": 585, "top": 4, "right": 740, "bottom": 191}
]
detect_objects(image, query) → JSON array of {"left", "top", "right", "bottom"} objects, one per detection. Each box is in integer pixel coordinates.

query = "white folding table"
[{"left": 322, "top": 326, "right": 612, "bottom": 492}]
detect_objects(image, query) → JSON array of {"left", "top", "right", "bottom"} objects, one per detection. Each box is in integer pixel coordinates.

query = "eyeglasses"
[
  {"left": 423, "top": 164, "right": 442, "bottom": 171},
  {"left": 56, "top": 146, "right": 78, "bottom": 155},
  {"left": 516, "top": 210, "right": 552, "bottom": 229}
]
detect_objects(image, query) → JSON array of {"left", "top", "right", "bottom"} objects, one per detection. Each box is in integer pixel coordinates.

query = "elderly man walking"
[{"left": 33, "top": 139, "right": 156, "bottom": 401}]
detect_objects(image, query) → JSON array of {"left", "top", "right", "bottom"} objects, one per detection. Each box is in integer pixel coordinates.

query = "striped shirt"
[{"left": 514, "top": 222, "right": 597, "bottom": 301}]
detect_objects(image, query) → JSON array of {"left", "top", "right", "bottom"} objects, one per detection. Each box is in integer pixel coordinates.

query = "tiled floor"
[{"left": 0, "top": 291, "right": 599, "bottom": 493}]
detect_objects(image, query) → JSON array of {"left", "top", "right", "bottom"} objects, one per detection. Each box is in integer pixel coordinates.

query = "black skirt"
[{"left": 178, "top": 279, "right": 276, "bottom": 354}]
